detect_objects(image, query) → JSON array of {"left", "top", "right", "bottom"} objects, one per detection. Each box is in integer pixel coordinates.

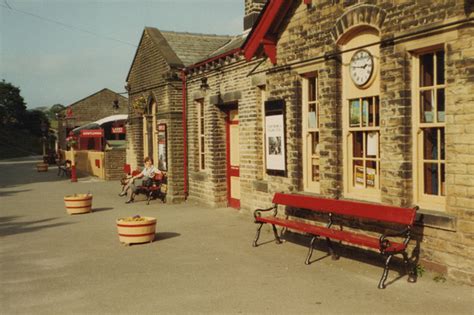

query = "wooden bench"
[
  {"left": 56, "top": 159, "right": 72, "bottom": 177},
  {"left": 253, "top": 193, "right": 418, "bottom": 289}
]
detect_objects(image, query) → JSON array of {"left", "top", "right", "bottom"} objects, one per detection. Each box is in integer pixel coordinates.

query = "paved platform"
[{"left": 0, "top": 156, "right": 472, "bottom": 314}]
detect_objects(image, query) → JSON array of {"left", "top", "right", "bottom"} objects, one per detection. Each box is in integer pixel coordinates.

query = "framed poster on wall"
[
  {"left": 157, "top": 123, "right": 167, "bottom": 171},
  {"left": 265, "top": 100, "right": 286, "bottom": 176}
]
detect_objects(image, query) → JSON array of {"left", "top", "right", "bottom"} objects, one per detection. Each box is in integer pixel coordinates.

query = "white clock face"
[{"left": 350, "top": 50, "right": 374, "bottom": 87}]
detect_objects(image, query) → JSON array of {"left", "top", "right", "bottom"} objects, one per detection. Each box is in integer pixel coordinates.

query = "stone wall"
[
  {"left": 186, "top": 1, "right": 474, "bottom": 284},
  {"left": 126, "top": 29, "right": 185, "bottom": 203},
  {"left": 186, "top": 57, "right": 274, "bottom": 208},
  {"left": 244, "top": 0, "right": 268, "bottom": 30},
  {"left": 105, "top": 149, "right": 126, "bottom": 180},
  {"left": 270, "top": 0, "right": 473, "bottom": 285},
  {"left": 58, "top": 89, "right": 128, "bottom": 149}
]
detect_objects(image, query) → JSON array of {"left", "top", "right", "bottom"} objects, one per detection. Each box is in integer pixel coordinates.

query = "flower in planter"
[
  {"left": 65, "top": 136, "right": 77, "bottom": 148},
  {"left": 118, "top": 215, "right": 147, "bottom": 222}
]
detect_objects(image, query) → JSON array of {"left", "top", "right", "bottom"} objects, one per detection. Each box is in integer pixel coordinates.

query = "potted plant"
[
  {"left": 116, "top": 215, "right": 156, "bottom": 245},
  {"left": 36, "top": 162, "right": 48, "bottom": 172},
  {"left": 64, "top": 193, "right": 93, "bottom": 214}
]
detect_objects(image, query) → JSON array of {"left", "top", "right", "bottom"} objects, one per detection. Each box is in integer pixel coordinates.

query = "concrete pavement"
[{"left": 0, "top": 156, "right": 472, "bottom": 314}]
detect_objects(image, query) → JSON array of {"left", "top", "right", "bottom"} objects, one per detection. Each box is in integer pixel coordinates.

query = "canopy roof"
[{"left": 71, "top": 114, "right": 127, "bottom": 135}]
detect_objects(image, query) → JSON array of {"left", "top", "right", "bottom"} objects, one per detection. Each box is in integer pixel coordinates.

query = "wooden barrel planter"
[
  {"left": 64, "top": 194, "right": 93, "bottom": 215},
  {"left": 116, "top": 216, "right": 156, "bottom": 245},
  {"left": 36, "top": 162, "right": 48, "bottom": 172}
]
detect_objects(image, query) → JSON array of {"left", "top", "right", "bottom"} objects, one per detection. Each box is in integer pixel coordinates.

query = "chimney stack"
[{"left": 244, "top": 0, "right": 267, "bottom": 31}]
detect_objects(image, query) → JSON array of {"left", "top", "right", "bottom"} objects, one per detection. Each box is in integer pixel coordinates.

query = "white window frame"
[
  {"left": 197, "top": 99, "right": 205, "bottom": 171},
  {"left": 346, "top": 96, "right": 381, "bottom": 197},
  {"left": 412, "top": 46, "right": 446, "bottom": 211},
  {"left": 302, "top": 74, "right": 320, "bottom": 193}
]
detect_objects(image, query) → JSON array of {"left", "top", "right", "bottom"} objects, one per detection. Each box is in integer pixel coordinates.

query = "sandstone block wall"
[{"left": 186, "top": 1, "right": 474, "bottom": 284}]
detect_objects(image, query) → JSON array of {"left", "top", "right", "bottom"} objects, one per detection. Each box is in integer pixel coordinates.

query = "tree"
[
  {"left": 48, "top": 103, "right": 65, "bottom": 120},
  {"left": 23, "top": 109, "right": 50, "bottom": 137},
  {"left": 0, "top": 80, "right": 27, "bottom": 126}
]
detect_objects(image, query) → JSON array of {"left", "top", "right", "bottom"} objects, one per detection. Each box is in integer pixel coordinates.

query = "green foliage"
[
  {"left": 23, "top": 109, "right": 50, "bottom": 136},
  {"left": 414, "top": 264, "right": 425, "bottom": 277},
  {"left": 0, "top": 80, "right": 59, "bottom": 159},
  {"left": 0, "top": 80, "right": 27, "bottom": 126},
  {"left": 0, "top": 126, "right": 43, "bottom": 158}
]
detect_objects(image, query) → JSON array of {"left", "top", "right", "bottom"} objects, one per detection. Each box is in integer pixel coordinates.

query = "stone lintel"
[
  {"left": 210, "top": 91, "right": 242, "bottom": 105},
  {"left": 193, "top": 91, "right": 205, "bottom": 100}
]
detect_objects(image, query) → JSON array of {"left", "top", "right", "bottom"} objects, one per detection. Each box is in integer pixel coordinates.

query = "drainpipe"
[{"left": 181, "top": 70, "right": 188, "bottom": 199}]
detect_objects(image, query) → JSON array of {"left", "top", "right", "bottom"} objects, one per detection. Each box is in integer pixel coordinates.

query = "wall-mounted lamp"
[{"left": 200, "top": 77, "right": 209, "bottom": 90}]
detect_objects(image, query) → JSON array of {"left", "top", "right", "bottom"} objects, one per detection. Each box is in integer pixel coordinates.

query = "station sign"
[
  {"left": 80, "top": 129, "right": 104, "bottom": 138},
  {"left": 111, "top": 126, "right": 125, "bottom": 134}
]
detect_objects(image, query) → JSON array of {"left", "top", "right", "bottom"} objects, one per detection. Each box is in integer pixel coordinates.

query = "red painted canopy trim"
[{"left": 243, "top": 0, "right": 293, "bottom": 64}]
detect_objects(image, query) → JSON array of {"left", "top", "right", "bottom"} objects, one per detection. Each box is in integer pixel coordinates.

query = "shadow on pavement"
[
  {"left": 0, "top": 216, "right": 75, "bottom": 237},
  {"left": 0, "top": 159, "right": 89, "bottom": 188},
  {"left": 92, "top": 207, "right": 114, "bottom": 212},
  {"left": 155, "top": 232, "right": 180, "bottom": 241},
  {"left": 0, "top": 189, "right": 31, "bottom": 197},
  {"left": 258, "top": 229, "right": 417, "bottom": 289}
]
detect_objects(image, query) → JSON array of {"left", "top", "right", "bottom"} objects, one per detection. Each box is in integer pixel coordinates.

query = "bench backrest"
[
  {"left": 272, "top": 193, "right": 416, "bottom": 226},
  {"left": 123, "top": 164, "right": 131, "bottom": 175},
  {"left": 131, "top": 170, "right": 141, "bottom": 177}
]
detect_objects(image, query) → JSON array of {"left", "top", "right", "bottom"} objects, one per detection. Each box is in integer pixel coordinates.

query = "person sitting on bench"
[{"left": 120, "top": 156, "right": 162, "bottom": 204}]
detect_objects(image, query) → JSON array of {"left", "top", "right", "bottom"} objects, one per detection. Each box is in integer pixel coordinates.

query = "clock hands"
[{"left": 351, "top": 64, "right": 369, "bottom": 69}]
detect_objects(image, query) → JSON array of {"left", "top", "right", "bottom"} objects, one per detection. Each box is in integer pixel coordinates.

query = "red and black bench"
[
  {"left": 253, "top": 193, "right": 418, "bottom": 289},
  {"left": 136, "top": 172, "right": 167, "bottom": 205}
]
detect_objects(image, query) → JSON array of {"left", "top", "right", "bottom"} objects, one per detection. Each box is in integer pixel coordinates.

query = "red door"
[{"left": 226, "top": 109, "right": 240, "bottom": 209}]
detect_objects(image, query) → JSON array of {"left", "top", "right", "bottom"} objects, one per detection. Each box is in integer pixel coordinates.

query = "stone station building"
[
  {"left": 58, "top": 88, "right": 128, "bottom": 180},
  {"left": 125, "top": 28, "right": 232, "bottom": 203},
  {"left": 127, "top": 0, "right": 474, "bottom": 284}
]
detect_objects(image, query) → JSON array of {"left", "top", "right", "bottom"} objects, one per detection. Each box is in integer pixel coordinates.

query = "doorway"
[{"left": 226, "top": 109, "right": 240, "bottom": 209}]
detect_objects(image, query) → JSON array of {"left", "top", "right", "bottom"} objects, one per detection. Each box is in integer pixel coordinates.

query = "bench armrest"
[
  {"left": 379, "top": 227, "right": 411, "bottom": 253},
  {"left": 253, "top": 205, "right": 278, "bottom": 220}
]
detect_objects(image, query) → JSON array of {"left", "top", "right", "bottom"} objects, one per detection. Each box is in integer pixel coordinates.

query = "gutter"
[{"left": 181, "top": 70, "right": 188, "bottom": 200}]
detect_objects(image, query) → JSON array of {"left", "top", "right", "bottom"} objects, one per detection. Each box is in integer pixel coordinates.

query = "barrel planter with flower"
[
  {"left": 116, "top": 216, "right": 156, "bottom": 245},
  {"left": 36, "top": 162, "right": 48, "bottom": 172},
  {"left": 64, "top": 193, "right": 93, "bottom": 214}
]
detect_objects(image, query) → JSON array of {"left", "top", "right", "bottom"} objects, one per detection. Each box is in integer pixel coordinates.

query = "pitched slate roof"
[
  {"left": 160, "top": 30, "right": 233, "bottom": 66},
  {"left": 207, "top": 34, "right": 247, "bottom": 59},
  {"left": 126, "top": 28, "right": 233, "bottom": 81}
]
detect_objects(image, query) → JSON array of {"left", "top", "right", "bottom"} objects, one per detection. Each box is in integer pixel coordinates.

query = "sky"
[{"left": 0, "top": 0, "right": 244, "bottom": 109}]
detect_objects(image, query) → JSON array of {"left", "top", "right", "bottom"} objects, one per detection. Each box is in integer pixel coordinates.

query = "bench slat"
[
  {"left": 272, "top": 193, "right": 416, "bottom": 226},
  {"left": 256, "top": 216, "right": 406, "bottom": 253}
]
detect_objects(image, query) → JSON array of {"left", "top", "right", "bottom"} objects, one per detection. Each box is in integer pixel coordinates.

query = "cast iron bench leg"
[
  {"left": 378, "top": 254, "right": 393, "bottom": 289},
  {"left": 272, "top": 224, "right": 282, "bottom": 244},
  {"left": 402, "top": 251, "right": 417, "bottom": 283},
  {"left": 305, "top": 235, "right": 318, "bottom": 265},
  {"left": 146, "top": 191, "right": 152, "bottom": 205},
  {"left": 326, "top": 238, "right": 339, "bottom": 260},
  {"left": 253, "top": 223, "right": 264, "bottom": 247}
]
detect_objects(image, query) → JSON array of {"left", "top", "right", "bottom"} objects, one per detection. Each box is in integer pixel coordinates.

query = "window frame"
[
  {"left": 412, "top": 46, "right": 446, "bottom": 211},
  {"left": 302, "top": 74, "right": 321, "bottom": 193},
  {"left": 197, "top": 99, "right": 205, "bottom": 171},
  {"left": 346, "top": 96, "right": 381, "bottom": 197}
]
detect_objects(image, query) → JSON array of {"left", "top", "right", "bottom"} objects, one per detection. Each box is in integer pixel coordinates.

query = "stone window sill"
[{"left": 415, "top": 209, "right": 457, "bottom": 232}]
